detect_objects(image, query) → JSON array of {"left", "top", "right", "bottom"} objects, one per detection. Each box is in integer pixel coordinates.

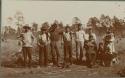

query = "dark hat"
[
  {"left": 75, "top": 23, "right": 82, "bottom": 26},
  {"left": 65, "top": 24, "right": 70, "bottom": 29},
  {"left": 41, "top": 26, "right": 48, "bottom": 31},
  {"left": 23, "top": 25, "right": 31, "bottom": 30},
  {"left": 88, "top": 27, "right": 92, "bottom": 30},
  {"left": 51, "top": 23, "right": 58, "bottom": 29},
  {"left": 42, "top": 22, "right": 49, "bottom": 27}
]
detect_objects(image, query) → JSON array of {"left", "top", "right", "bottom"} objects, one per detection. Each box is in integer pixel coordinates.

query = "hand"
[
  {"left": 37, "top": 43, "right": 41, "bottom": 46},
  {"left": 82, "top": 56, "right": 86, "bottom": 61}
]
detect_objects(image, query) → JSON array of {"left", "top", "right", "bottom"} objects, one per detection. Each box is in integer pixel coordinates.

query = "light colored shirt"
[
  {"left": 63, "top": 32, "right": 71, "bottom": 41},
  {"left": 107, "top": 42, "right": 115, "bottom": 54},
  {"left": 103, "top": 33, "right": 115, "bottom": 53},
  {"left": 38, "top": 32, "right": 50, "bottom": 45},
  {"left": 75, "top": 30, "right": 86, "bottom": 42},
  {"left": 85, "top": 34, "right": 89, "bottom": 40},
  {"left": 23, "top": 31, "right": 34, "bottom": 47},
  {"left": 110, "top": 33, "right": 115, "bottom": 42},
  {"left": 39, "top": 33, "right": 47, "bottom": 42}
]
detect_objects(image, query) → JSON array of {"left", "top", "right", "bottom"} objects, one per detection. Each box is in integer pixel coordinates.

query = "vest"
[
  {"left": 38, "top": 32, "right": 49, "bottom": 44},
  {"left": 63, "top": 32, "right": 72, "bottom": 41}
]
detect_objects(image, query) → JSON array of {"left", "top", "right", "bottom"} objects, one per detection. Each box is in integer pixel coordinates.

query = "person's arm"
[
  {"left": 60, "top": 32, "right": 64, "bottom": 48},
  {"left": 94, "top": 41, "right": 97, "bottom": 51},
  {"left": 102, "top": 34, "right": 107, "bottom": 42},
  {"left": 93, "top": 33, "right": 96, "bottom": 41},
  {"left": 45, "top": 32, "right": 50, "bottom": 45},
  {"left": 47, "top": 33, "right": 50, "bottom": 41},
  {"left": 61, "top": 32, "right": 64, "bottom": 43},
  {"left": 110, "top": 33, "right": 115, "bottom": 42},
  {"left": 70, "top": 32, "right": 73, "bottom": 42},
  {"left": 97, "top": 47, "right": 100, "bottom": 54},
  {"left": 75, "top": 32, "right": 77, "bottom": 42},
  {"left": 83, "top": 31, "right": 86, "bottom": 40},
  {"left": 31, "top": 32, "right": 35, "bottom": 43},
  {"left": 37, "top": 34, "right": 41, "bottom": 47},
  {"left": 32, "top": 33, "right": 35, "bottom": 40}
]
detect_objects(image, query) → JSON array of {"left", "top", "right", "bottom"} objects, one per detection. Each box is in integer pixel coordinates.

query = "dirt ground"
[{"left": 1, "top": 39, "right": 125, "bottom": 78}]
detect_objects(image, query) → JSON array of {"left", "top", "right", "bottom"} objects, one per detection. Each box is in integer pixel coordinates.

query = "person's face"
[
  {"left": 28, "top": 29, "right": 31, "bottom": 32},
  {"left": 24, "top": 29, "right": 28, "bottom": 32},
  {"left": 100, "top": 44, "right": 103, "bottom": 48},
  {"left": 89, "top": 29, "right": 92, "bottom": 34},
  {"left": 43, "top": 30, "right": 46, "bottom": 33},
  {"left": 41, "top": 30, "right": 46, "bottom": 33},
  {"left": 78, "top": 26, "right": 82, "bottom": 30},
  {"left": 21, "top": 28, "right": 25, "bottom": 33},
  {"left": 66, "top": 28, "right": 70, "bottom": 32}
]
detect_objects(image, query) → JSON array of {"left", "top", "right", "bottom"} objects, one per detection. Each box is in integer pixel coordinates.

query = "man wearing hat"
[
  {"left": 75, "top": 23, "right": 86, "bottom": 64},
  {"left": 49, "top": 21, "right": 61, "bottom": 67},
  {"left": 37, "top": 25, "right": 50, "bottom": 67},
  {"left": 21, "top": 25, "right": 34, "bottom": 67},
  {"left": 62, "top": 24, "right": 73, "bottom": 68}
]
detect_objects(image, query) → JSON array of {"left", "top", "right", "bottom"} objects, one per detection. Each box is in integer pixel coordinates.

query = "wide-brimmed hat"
[
  {"left": 88, "top": 27, "right": 92, "bottom": 30},
  {"left": 23, "top": 25, "right": 31, "bottom": 30},
  {"left": 74, "top": 23, "right": 82, "bottom": 27},
  {"left": 40, "top": 26, "right": 48, "bottom": 31},
  {"left": 65, "top": 24, "right": 70, "bottom": 29}
]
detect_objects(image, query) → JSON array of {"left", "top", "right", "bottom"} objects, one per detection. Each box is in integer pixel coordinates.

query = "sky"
[{"left": 2, "top": 0, "right": 125, "bottom": 29}]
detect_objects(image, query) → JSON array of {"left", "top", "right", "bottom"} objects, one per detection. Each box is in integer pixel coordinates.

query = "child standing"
[{"left": 97, "top": 42, "right": 105, "bottom": 66}]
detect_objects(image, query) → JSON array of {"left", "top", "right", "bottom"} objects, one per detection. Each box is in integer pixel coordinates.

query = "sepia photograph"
[{"left": 1, "top": 0, "right": 125, "bottom": 78}]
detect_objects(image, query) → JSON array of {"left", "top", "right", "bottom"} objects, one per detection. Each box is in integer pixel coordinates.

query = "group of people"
[{"left": 18, "top": 21, "right": 116, "bottom": 68}]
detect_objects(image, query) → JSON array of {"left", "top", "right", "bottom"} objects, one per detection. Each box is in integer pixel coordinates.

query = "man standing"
[
  {"left": 62, "top": 25, "right": 73, "bottom": 68},
  {"left": 75, "top": 23, "right": 86, "bottom": 64},
  {"left": 37, "top": 26, "right": 49, "bottom": 67},
  {"left": 49, "top": 21, "right": 61, "bottom": 67},
  {"left": 21, "top": 25, "right": 34, "bottom": 67}
]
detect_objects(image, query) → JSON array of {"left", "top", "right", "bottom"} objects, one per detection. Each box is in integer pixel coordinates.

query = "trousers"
[
  {"left": 64, "top": 41, "right": 72, "bottom": 66},
  {"left": 50, "top": 41, "right": 60, "bottom": 66},
  {"left": 22, "top": 47, "right": 32, "bottom": 67},
  {"left": 39, "top": 45, "right": 48, "bottom": 66}
]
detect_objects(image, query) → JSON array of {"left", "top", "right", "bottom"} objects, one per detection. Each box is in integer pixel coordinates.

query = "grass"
[{"left": 1, "top": 38, "right": 125, "bottom": 78}]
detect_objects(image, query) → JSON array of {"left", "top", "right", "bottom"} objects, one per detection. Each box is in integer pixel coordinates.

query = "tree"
[
  {"left": 87, "top": 17, "right": 99, "bottom": 28},
  {"left": 7, "top": 17, "right": 13, "bottom": 26},
  {"left": 14, "top": 11, "right": 24, "bottom": 35}
]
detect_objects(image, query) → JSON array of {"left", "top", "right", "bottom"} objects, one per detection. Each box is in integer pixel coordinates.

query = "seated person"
[{"left": 86, "top": 35, "right": 97, "bottom": 68}]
